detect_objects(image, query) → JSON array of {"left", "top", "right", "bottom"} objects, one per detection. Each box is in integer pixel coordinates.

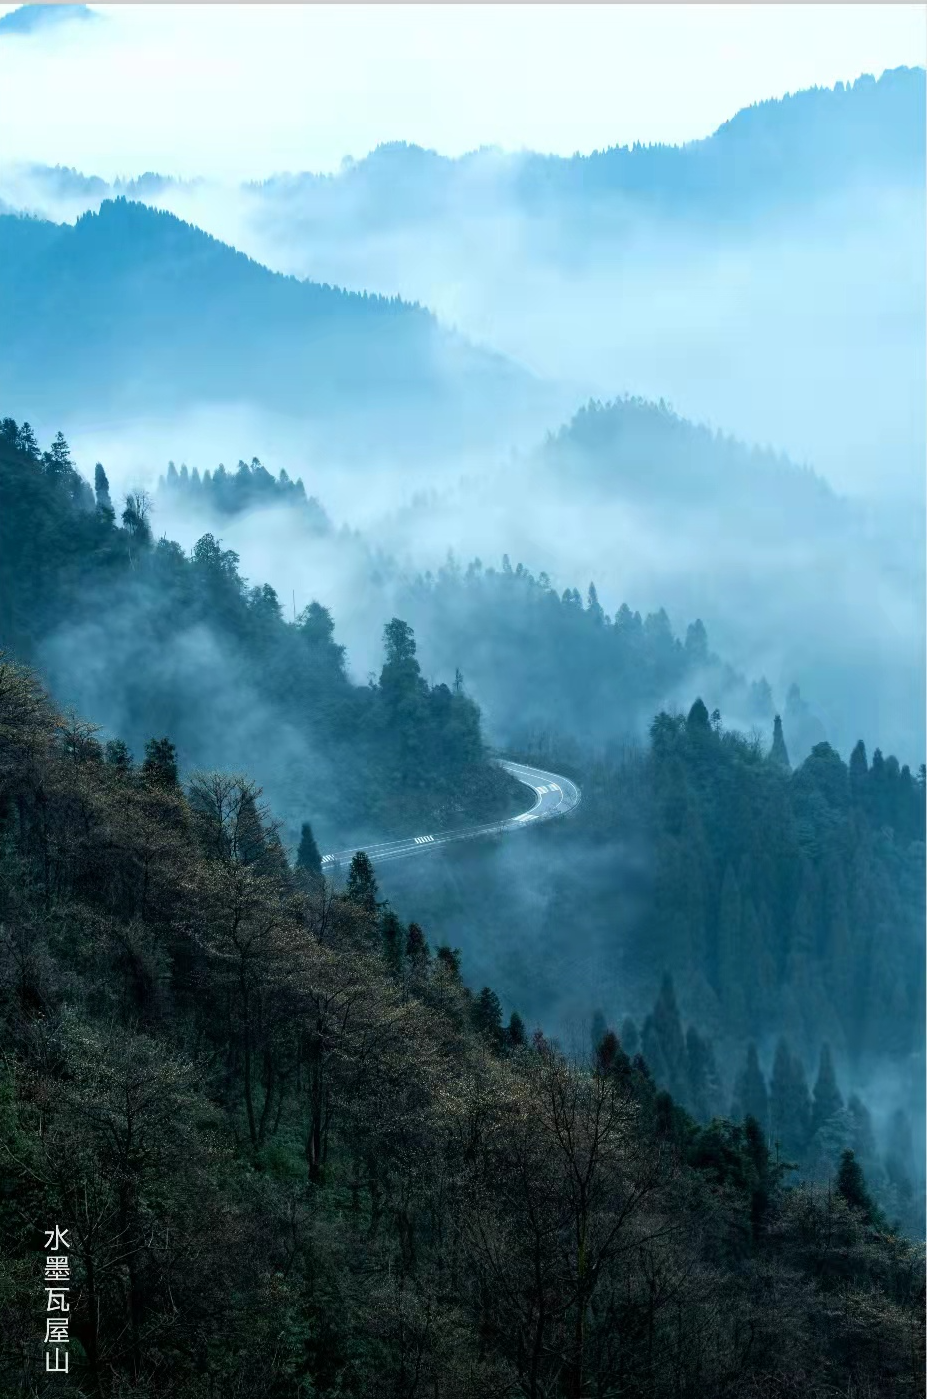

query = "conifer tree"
[
  {"left": 811, "top": 1043, "right": 844, "bottom": 1136},
  {"left": 505, "top": 1011, "right": 527, "bottom": 1050},
  {"left": 770, "top": 714, "right": 790, "bottom": 769},
  {"left": 380, "top": 909, "right": 404, "bottom": 978},
  {"left": 345, "top": 851, "right": 379, "bottom": 915},
  {"left": 619, "top": 1016, "right": 639, "bottom": 1058},
  {"left": 472, "top": 987, "right": 504, "bottom": 1047},
  {"left": 296, "top": 822, "right": 323, "bottom": 880},
  {"left": 141, "top": 737, "right": 178, "bottom": 788},
  {"left": 769, "top": 1038, "right": 811, "bottom": 1161},
  {"left": 94, "top": 462, "right": 114, "bottom": 515},
  {"left": 733, "top": 1043, "right": 769, "bottom": 1132}
]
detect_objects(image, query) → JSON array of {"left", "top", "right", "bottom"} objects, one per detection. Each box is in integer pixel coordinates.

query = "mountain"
[
  {"left": 0, "top": 3, "right": 98, "bottom": 35},
  {"left": 0, "top": 199, "right": 549, "bottom": 458},
  {"left": 1, "top": 650, "right": 922, "bottom": 1396},
  {"left": 0, "top": 417, "right": 523, "bottom": 848},
  {"left": 253, "top": 66, "right": 925, "bottom": 229}
]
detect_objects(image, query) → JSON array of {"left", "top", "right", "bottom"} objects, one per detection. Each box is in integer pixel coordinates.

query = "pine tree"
[
  {"left": 505, "top": 1011, "right": 527, "bottom": 1051},
  {"left": 811, "top": 1043, "right": 844, "bottom": 1136},
  {"left": 836, "top": 1150, "right": 881, "bottom": 1225},
  {"left": 619, "top": 1016, "right": 639, "bottom": 1058},
  {"left": 687, "top": 697, "right": 711, "bottom": 734},
  {"left": 716, "top": 866, "right": 746, "bottom": 1025},
  {"left": 849, "top": 739, "right": 869, "bottom": 804},
  {"left": 649, "top": 973, "right": 688, "bottom": 1100},
  {"left": 770, "top": 714, "right": 790, "bottom": 769},
  {"left": 769, "top": 1038, "right": 811, "bottom": 1161},
  {"left": 732, "top": 1043, "right": 769, "bottom": 1133},
  {"left": 380, "top": 909, "right": 404, "bottom": 978},
  {"left": 296, "top": 822, "right": 323, "bottom": 880},
  {"left": 141, "top": 737, "right": 178, "bottom": 788},
  {"left": 345, "top": 852, "right": 379, "bottom": 915},
  {"left": 405, "top": 922, "right": 430, "bottom": 971},
  {"left": 472, "top": 987, "right": 504, "bottom": 1047},
  {"left": 94, "top": 462, "right": 114, "bottom": 515},
  {"left": 104, "top": 739, "right": 132, "bottom": 772},
  {"left": 44, "top": 431, "right": 73, "bottom": 479},
  {"left": 685, "top": 1026, "right": 717, "bottom": 1121}
]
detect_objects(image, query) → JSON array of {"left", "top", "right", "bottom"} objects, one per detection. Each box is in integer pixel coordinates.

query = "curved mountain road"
[{"left": 320, "top": 759, "right": 581, "bottom": 870}]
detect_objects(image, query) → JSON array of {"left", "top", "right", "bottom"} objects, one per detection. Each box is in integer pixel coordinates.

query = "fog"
[
  {"left": 46, "top": 391, "right": 924, "bottom": 772},
  {"left": 2, "top": 52, "right": 923, "bottom": 1214}
]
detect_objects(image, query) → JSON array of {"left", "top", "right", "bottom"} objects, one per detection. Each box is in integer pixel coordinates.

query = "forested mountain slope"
[
  {"left": 0, "top": 655, "right": 923, "bottom": 1397},
  {"left": 0, "top": 199, "right": 545, "bottom": 456},
  {"left": 0, "top": 417, "right": 520, "bottom": 847}
]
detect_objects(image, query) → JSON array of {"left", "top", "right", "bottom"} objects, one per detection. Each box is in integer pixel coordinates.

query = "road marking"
[
  {"left": 414, "top": 835, "right": 435, "bottom": 845},
  {"left": 536, "top": 785, "right": 548, "bottom": 794},
  {"left": 321, "top": 854, "right": 334, "bottom": 865}
]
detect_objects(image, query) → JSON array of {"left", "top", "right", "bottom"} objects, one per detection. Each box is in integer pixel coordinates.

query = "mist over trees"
[
  {"left": 0, "top": 655, "right": 923, "bottom": 1396},
  {"left": 0, "top": 198, "right": 548, "bottom": 458},
  {"left": 0, "top": 418, "right": 521, "bottom": 848},
  {"left": 0, "top": 46, "right": 924, "bottom": 1394}
]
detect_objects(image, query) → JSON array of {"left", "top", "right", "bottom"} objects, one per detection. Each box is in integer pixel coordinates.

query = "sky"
[{"left": 0, "top": 3, "right": 924, "bottom": 180}]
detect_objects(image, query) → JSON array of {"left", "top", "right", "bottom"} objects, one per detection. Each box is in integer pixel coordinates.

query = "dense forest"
[
  {"left": 0, "top": 418, "right": 520, "bottom": 847},
  {"left": 150, "top": 430, "right": 836, "bottom": 762},
  {"left": 378, "top": 699, "right": 925, "bottom": 1234},
  {"left": 1, "top": 655, "right": 923, "bottom": 1397},
  {"left": 396, "top": 551, "right": 829, "bottom": 760}
]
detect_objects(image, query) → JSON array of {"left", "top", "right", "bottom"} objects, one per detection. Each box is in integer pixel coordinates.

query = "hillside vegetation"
[{"left": 0, "top": 656, "right": 923, "bottom": 1398}]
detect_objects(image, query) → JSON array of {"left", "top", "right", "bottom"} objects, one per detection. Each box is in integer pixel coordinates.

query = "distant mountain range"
[
  {"left": 4, "top": 66, "right": 919, "bottom": 493},
  {"left": 0, "top": 3, "right": 97, "bottom": 36},
  {"left": 0, "top": 199, "right": 551, "bottom": 457}
]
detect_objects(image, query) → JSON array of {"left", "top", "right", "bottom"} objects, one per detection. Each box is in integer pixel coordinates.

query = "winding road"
[{"left": 320, "top": 759, "right": 581, "bottom": 870}]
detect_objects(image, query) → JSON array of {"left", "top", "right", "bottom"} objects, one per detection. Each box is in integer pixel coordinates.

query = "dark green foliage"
[
  {"left": 158, "top": 454, "right": 331, "bottom": 532},
  {"left": 771, "top": 713, "right": 790, "bottom": 768},
  {"left": 811, "top": 1042, "right": 844, "bottom": 1135},
  {"left": 471, "top": 985, "right": 504, "bottom": 1047},
  {"left": 296, "top": 821, "right": 323, "bottom": 879},
  {"left": 732, "top": 1042, "right": 769, "bottom": 1132},
  {"left": 770, "top": 1038, "right": 812, "bottom": 1162},
  {"left": 505, "top": 1009, "right": 526, "bottom": 1049},
  {"left": 345, "top": 850, "right": 378, "bottom": 915},
  {"left": 1, "top": 657, "right": 921, "bottom": 1398},
  {"left": 837, "top": 1149, "right": 883, "bottom": 1226},
  {"left": 399, "top": 552, "right": 786, "bottom": 756},
  {"left": 380, "top": 908, "right": 405, "bottom": 977},
  {"left": 0, "top": 420, "right": 520, "bottom": 847},
  {"left": 142, "top": 737, "right": 178, "bottom": 788}
]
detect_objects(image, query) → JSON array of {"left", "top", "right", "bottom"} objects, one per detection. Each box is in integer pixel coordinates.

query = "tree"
[
  {"left": 770, "top": 714, "right": 790, "bottom": 769},
  {"left": 505, "top": 1011, "right": 527, "bottom": 1050},
  {"left": 811, "top": 1043, "right": 843, "bottom": 1137},
  {"left": 122, "top": 490, "right": 152, "bottom": 543},
  {"left": 849, "top": 739, "right": 868, "bottom": 802},
  {"left": 345, "top": 851, "right": 379, "bottom": 916},
  {"left": 472, "top": 986, "right": 504, "bottom": 1047},
  {"left": 836, "top": 1150, "right": 881, "bottom": 1226},
  {"left": 94, "top": 462, "right": 114, "bottom": 516},
  {"left": 104, "top": 738, "right": 133, "bottom": 772},
  {"left": 296, "top": 822, "right": 323, "bottom": 880},
  {"left": 769, "top": 1039, "right": 811, "bottom": 1162},
  {"left": 687, "top": 697, "right": 710, "bottom": 733},
  {"left": 732, "top": 1043, "right": 769, "bottom": 1133},
  {"left": 142, "top": 737, "right": 178, "bottom": 788},
  {"left": 43, "top": 430, "right": 73, "bottom": 479},
  {"left": 380, "top": 908, "right": 404, "bottom": 977}
]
